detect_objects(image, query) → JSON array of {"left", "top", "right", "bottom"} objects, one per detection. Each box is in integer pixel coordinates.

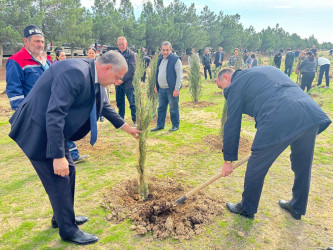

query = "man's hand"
[
  {"left": 121, "top": 123, "right": 142, "bottom": 139},
  {"left": 115, "top": 80, "right": 124, "bottom": 86},
  {"left": 154, "top": 86, "right": 158, "bottom": 93},
  {"left": 53, "top": 157, "right": 69, "bottom": 177},
  {"left": 222, "top": 161, "right": 233, "bottom": 177},
  {"left": 173, "top": 89, "right": 180, "bottom": 97}
]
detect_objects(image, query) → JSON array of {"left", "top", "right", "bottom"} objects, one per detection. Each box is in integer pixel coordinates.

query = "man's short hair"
[
  {"left": 161, "top": 41, "right": 172, "bottom": 49},
  {"left": 234, "top": 48, "right": 239, "bottom": 52},
  {"left": 97, "top": 50, "right": 128, "bottom": 72},
  {"left": 117, "top": 36, "right": 127, "bottom": 43},
  {"left": 217, "top": 68, "right": 234, "bottom": 79},
  {"left": 251, "top": 54, "right": 255, "bottom": 58}
]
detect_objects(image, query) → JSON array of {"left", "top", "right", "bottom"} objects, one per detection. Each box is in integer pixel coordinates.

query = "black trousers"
[
  {"left": 203, "top": 65, "right": 212, "bottom": 80},
  {"left": 30, "top": 148, "right": 78, "bottom": 239},
  {"left": 301, "top": 72, "right": 315, "bottom": 92},
  {"left": 318, "top": 64, "right": 330, "bottom": 87},
  {"left": 241, "top": 126, "right": 318, "bottom": 215}
]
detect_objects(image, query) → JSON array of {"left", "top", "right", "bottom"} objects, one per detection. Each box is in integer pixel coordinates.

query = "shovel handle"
[{"left": 174, "top": 153, "right": 251, "bottom": 206}]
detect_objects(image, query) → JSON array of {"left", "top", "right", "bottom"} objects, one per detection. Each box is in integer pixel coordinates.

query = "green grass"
[{"left": 0, "top": 61, "right": 332, "bottom": 249}]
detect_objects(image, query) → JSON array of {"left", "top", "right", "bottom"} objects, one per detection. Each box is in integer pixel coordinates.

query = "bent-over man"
[
  {"left": 216, "top": 66, "right": 331, "bottom": 220},
  {"left": 8, "top": 51, "right": 141, "bottom": 245}
]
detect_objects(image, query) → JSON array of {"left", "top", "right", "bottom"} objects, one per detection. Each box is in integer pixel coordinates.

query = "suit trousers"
[
  {"left": 30, "top": 148, "right": 78, "bottom": 239},
  {"left": 241, "top": 126, "right": 319, "bottom": 215}
]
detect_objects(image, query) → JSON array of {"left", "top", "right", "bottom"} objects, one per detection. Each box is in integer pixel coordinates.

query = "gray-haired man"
[
  {"left": 8, "top": 51, "right": 141, "bottom": 245},
  {"left": 151, "top": 41, "right": 183, "bottom": 132}
]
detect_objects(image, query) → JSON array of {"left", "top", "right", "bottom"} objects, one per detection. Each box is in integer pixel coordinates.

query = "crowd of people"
[{"left": 4, "top": 24, "right": 332, "bottom": 245}]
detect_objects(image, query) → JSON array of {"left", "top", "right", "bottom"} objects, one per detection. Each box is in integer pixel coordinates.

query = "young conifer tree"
[
  {"left": 220, "top": 52, "right": 243, "bottom": 139},
  {"left": 189, "top": 52, "right": 202, "bottom": 104},
  {"left": 133, "top": 50, "right": 155, "bottom": 201}
]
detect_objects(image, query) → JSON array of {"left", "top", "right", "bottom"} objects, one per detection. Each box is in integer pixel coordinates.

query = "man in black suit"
[
  {"left": 216, "top": 66, "right": 331, "bottom": 220},
  {"left": 214, "top": 47, "right": 224, "bottom": 69},
  {"left": 8, "top": 51, "right": 141, "bottom": 245}
]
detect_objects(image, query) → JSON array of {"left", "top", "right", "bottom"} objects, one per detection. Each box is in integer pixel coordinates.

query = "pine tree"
[
  {"left": 188, "top": 52, "right": 202, "bottom": 104},
  {"left": 133, "top": 51, "right": 155, "bottom": 201}
]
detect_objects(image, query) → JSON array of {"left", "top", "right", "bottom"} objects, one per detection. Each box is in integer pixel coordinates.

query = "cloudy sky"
[{"left": 81, "top": 0, "right": 333, "bottom": 44}]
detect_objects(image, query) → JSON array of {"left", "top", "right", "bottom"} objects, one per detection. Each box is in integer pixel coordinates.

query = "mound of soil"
[
  {"left": 102, "top": 177, "right": 225, "bottom": 241},
  {"left": 181, "top": 101, "right": 216, "bottom": 108},
  {"left": 203, "top": 134, "right": 252, "bottom": 156}
]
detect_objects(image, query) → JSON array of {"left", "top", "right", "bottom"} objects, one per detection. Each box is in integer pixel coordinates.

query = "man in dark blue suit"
[
  {"left": 216, "top": 66, "right": 331, "bottom": 220},
  {"left": 8, "top": 51, "right": 141, "bottom": 244}
]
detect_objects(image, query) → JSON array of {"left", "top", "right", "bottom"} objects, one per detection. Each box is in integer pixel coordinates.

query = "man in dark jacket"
[
  {"left": 214, "top": 47, "right": 224, "bottom": 69},
  {"left": 8, "top": 51, "right": 141, "bottom": 244},
  {"left": 202, "top": 48, "right": 212, "bottom": 80},
  {"left": 151, "top": 41, "right": 182, "bottom": 132},
  {"left": 216, "top": 66, "right": 331, "bottom": 220},
  {"left": 284, "top": 48, "right": 295, "bottom": 77},
  {"left": 116, "top": 36, "right": 137, "bottom": 124}
]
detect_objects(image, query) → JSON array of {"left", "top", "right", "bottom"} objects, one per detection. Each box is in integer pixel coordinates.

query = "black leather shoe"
[
  {"left": 63, "top": 229, "right": 98, "bottom": 245},
  {"left": 278, "top": 199, "right": 302, "bottom": 220},
  {"left": 168, "top": 126, "right": 179, "bottom": 132},
  {"left": 52, "top": 215, "right": 89, "bottom": 228},
  {"left": 150, "top": 126, "right": 163, "bottom": 132},
  {"left": 226, "top": 202, "right": 254, "bottom": 219}
]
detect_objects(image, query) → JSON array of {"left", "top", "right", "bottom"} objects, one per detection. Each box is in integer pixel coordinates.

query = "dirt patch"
[
  {"left": 212, "top": 91, "right": 223, "bottom": 95},
  {"left": 181, "top": 101, "right": 216, "bottom": 108},
  {"left": 102, "top": 177, "right": 224, "bottom": 241},
  {"left": 203, "top": 134, "right": 252, "bottom": 156}
]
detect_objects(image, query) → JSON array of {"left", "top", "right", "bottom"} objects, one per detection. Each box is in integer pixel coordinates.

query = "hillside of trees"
[{"left": 1, "top": 0, "right": 333, "bottom": 57}]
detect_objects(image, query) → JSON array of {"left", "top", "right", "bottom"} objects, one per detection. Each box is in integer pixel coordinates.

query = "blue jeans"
[
  {"left": 66, "top": 140, "right": 79, "bottom": 161},
  {"left": 157, "top": 88, "right": 179, "bottom": 128},
  {"left": 115, "top": 85, "right": 136, "bottom": 123}
]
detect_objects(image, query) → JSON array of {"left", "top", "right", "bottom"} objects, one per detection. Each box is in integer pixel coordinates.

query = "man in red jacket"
[{"left": 6, "top": 24, "right": 53, "bottom": 110}]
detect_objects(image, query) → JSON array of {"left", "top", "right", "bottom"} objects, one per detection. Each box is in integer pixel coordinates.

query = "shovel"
[{"left": 173, "top": 153, "right": 251, "bottom": 207}]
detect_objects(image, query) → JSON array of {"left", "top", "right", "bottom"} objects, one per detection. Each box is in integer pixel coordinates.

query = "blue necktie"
[{"left": 90, "top": 100, "right": 98, "bottom": 146}]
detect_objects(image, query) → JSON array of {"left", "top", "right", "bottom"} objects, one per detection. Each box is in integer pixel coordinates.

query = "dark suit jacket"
[
  {"left": 9, "top": 59, "right": 125, "bottom": 161},
  {"left": 118, "top": 48, "right": 136, "bottom": 89},
  {"left": 223, "top": 66, "right": 331, "bottom": 161},
  {"left": 214, "top": 51, "right": 224, "bottom": 65}
]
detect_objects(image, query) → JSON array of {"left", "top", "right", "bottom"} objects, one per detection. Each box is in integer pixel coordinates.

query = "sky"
[{"left": 81, "top": 0, "right": 333, "bottom": 44}]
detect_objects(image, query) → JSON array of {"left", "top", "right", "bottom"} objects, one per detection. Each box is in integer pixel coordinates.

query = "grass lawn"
[{"left": 0, "top": 59, "right": 332, "bottom": 249}]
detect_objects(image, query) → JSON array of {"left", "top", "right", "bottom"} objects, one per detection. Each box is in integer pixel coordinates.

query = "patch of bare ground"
[
  {"left": 102, "top": 177, "right": 225, "bottom": 241},
  {"left": 181, "top": 101, "right": 216, "bottom": 108},
  {"left": 203, "top": 134, "right": 252, "bottom": 156}
]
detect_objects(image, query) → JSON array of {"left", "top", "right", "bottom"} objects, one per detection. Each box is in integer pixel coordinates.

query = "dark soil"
[
  {"left": 203, "top": 134, "right": 252, "bottom": 156},
  {"left": 102, "top": 177, "right": 225, "bottom": 241}
]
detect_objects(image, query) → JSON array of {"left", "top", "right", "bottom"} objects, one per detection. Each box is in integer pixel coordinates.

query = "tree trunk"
[{"left": 136, "top": 138, "right": 148, "bottom": 201}]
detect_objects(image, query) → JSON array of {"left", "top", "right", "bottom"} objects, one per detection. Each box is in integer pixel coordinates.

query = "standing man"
[
  {"left": 214, "top": 47, "right": 224, "bottom": 69},
  {"left": 228, "top": 48, "right": 239, "bottom": 68},
  {"left": 6, "top": 25, "right": 52, "bottom": 110},
  {"left": 310, "top": 45, "right": 317, "bottom": 57},
  {"left": 216, "top": 66, "right": 331, "bottom": 220},
  {"left": 115, "top": 36, "right": 137, "bottom": 125},
  {"left": 8, "top": 51, "right": 141, "bottom": 245},
  {"left": 284, "top": 48, "right": 295, "bottom": 77},
  {"left": 202, "top": 48, "right": 212, "bottom": 80},
  {"left": 151, "top": 41, "right": 182, "bottom": 132},
  {"left": 317, "top": 56, "right": 330, "bottom": 88}
]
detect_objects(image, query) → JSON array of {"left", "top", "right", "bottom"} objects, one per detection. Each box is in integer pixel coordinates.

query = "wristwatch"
[{"left": 225, "top": 161, "right": 233, "bottom": 164}]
